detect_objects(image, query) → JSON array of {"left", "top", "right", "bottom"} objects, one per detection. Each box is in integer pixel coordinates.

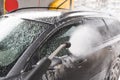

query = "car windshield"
[{"left": 0, "top": 16, "right": 50, "bottom": 67}]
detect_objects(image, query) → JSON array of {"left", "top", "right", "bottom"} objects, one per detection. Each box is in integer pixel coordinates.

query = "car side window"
[
  {"left": 23, "top": 22, "right": 81, "bottom": 72},
  {"left": 37, "top": 23, "right": 81, "bottom": 59}
]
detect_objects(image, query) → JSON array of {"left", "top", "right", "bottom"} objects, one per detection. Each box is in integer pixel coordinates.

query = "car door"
[
  {"left": 6, "top": 16, "right": 116, "bottom": 80},
  {"left": 23, "top": 16, "right": 114, "bottom": 80}
]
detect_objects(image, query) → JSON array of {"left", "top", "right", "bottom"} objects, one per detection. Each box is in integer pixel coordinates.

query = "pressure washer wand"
[{"left": 25, "top": 42, "right": 71, "bottom": 80}]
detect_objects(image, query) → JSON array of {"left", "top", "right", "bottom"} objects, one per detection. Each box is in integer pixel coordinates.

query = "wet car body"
[{"left": 0, "top": 8, "right": 120, "bottom": 80}]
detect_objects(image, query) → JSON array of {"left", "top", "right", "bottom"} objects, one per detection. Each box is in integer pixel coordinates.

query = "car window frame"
[{"left": 21, "top": 17, "right": 84, "bottom": 70}]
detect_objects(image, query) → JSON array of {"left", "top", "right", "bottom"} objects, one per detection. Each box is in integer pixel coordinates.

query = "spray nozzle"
[
  {"left": 48, "top": 42, "right": 71, "bottom": 60},
  {"left": 64, "top": 42, "right": 71, "bottom": 48}
]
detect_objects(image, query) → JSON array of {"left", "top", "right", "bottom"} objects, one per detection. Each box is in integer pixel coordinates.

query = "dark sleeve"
[{"left": 42, "top": 55, "right": 84, "bottom": 80}]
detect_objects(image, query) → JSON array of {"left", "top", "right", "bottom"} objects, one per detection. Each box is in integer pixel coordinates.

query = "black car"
[{"left": 0, "top": 8, "right": 120, "bottom": 80}]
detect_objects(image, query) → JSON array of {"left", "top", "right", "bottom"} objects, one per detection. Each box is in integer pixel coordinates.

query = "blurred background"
[
  {"left": 0, "top": 0, "right": 120, "bottom": 17},
  {"left": 74, "top": 0, "right": 120, "bottom": 17}
]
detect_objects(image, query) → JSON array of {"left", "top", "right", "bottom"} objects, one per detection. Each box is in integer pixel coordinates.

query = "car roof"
[
  {"left": 3, "top": 7, "right": 116, "bottom": 21},
  {"left": 5, "top": 11, "right": 62, "bottom": 19},
  {"left": 60, "top": 10, "right": 115, "bottom": 19}
]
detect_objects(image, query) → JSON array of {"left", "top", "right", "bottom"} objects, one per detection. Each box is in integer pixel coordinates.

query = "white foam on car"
[
  {"left": 69, "top": 24, "right": 120, "bottom": 58},
  {"left": 69, "top": 25, "right": 102, "bottom": 58}
]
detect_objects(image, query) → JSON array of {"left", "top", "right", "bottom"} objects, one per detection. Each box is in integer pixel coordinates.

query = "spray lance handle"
[
  {"left": 25, "top": 42, "right": 71, "bottom": 80},
  {"left": 48, "top": 42, "right": 71, "bottom": 60}
]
